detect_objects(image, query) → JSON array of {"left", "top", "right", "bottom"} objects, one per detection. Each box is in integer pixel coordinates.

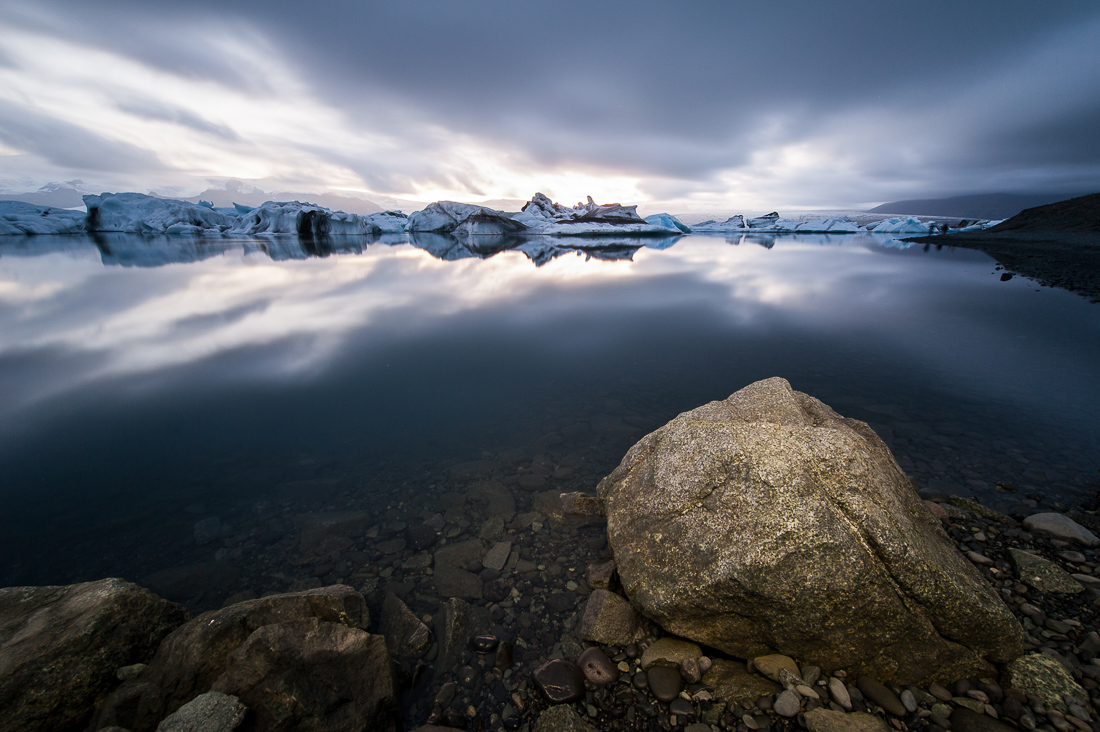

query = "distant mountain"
[
  {"left": 868, "top": 192, "right": 1092, "bottom": 220},
  {"left": 987, "top": 192, "right": 1100, "bottom": 234},
  {"left": 0, "top": 181, "right": 88, "bottom": 208}
]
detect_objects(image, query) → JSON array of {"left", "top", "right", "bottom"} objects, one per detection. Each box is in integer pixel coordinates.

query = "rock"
[
  {"left": 647, "top": 665, "right": 682, "bottom": 703},
  {"left": 702, "top": 659, "right": 781, "bottom": 705},
  {"left": 586, "top": 559, "right": 616, "bottom": 589},
  {"left": 598, "top": 377, "right": 1024, "bottom": 684},
  {"left": 467, "top": 480, "right": 517, "bottom": 521},
  {"left": 752, "top": 654, "right": 801, "bottom": 683},
  {"left": 640, "top": 637, "right": 702, "bottom": 670},
  {"left": 929, "top": 683, "right": 953, "bottom": 701},
  {"left": 560, "top": 492, "right": 602, "bottom": 516},
  {"left": 669, "top": 697, "right": 695, "bottom": 717},
  {"left": 483, "top": 541, "right": 512, "bottom": 571},
  {"left": 380, "top": 592, "right": 432, "bottom": 660},
  {"left": 577, "top": 647, "right": 617, "bottom": 685},
  {"left": 479, "top": 516, "right": 505, "bottom": 542},
  {"left": 434, "top": 566, "right": 484, "bottom": 600},
  {"left": 925, "top": 501, "right": 950, "bottom": 520},
  {"left": 91, "top": 585, "right": 366, "bottom": 732},
  {"left": 774, "top": 689, "right": 802, "bottom": 717},
  {"left": 193, "top": 517, "right": 223, "bottom": 546},
  {"left": 950, "top": 707, "right": 1017, "bottom": 732},
  {"left": 435, "top": 597, "right": 489, "bottom": 676},
  {"left": 857, "top": 677, "right": 906, "bottom": 717},
  {"left": 434, "top": 539, "right": 486, "bottom": 570},
  {"left": 471, "top": 634, "right": 499, "bottom": 653},
  {"left": 1008, "top": 549, "right": 1084, "bottom": 593},
  {"left": 900, "top": 688, "right": 917, "bottom": 712},
  {"left": 0, "top": 578, "right": 188, "bottom": 732},
  {"left": 405, "top": 522, "right": 439, "bottom": 551},
  {"left": 155, "top": 690, "right": 246, "bottom": 732},
  {"left": 295, "top": 511, "right": 373, "bottom": 551},
  {"left": 575, "top": 589, "right": 645, "bottom": 645},
  {"left": 533, "top": 659, "right": 586, "bottom": 703},
  {"left": 828, "top": 677, "right": 852, "bottom": 710},
  {"left": 681, "top": 657, "right": 702, "bottom": 683},
  {"left": 532, "top": 704, "right": 596, "bottom": 732},
  {"left": 1003, "top": 654, "right": 1087, "bottom": 713},
  {"left": 1022, "top": 514, "right": 1100, "bottom": 547},
  {"left": 210, "top": 617, "right": 398, "bottom": 731},
  {"left": 805, "top": 708, "right": 890, "bottom": 732}
]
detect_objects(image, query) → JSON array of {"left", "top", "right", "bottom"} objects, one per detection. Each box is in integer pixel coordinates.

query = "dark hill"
[
  {"left": 906, "top": 192, "right": 1100, "bottom": 301},
  {"left": 869, "top": 192, "right": 1090, "bottom": 220}
]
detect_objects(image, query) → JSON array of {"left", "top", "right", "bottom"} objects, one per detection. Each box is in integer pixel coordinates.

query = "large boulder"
[
  {"left": 91, "top": 585, "right": 378, "bottom": 731},
  {"left": 0, "top": 578, "right": 189, "bottom": 732},
  {"left": 597, "top": 377, "right": 1023, "bottom": 684}
]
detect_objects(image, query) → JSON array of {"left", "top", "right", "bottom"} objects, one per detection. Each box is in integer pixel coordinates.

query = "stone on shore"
[
  {"left": 1022, "top": 513, "right": 1100, "bottom": 547},
  {"left": 1003, "top": 654, "right": 1087, "bottom": 713},
  {"left": 154, "top": 690, "right": 246, "bottom": 732},
  {"left": 533, "top": 703, "right": 596, "bottom": 731},
  {"left": 702, "top": 659, "right": 782, "bottom": 705},
  {"left": 91, "top": 584, "right": 370, "bottom": 732},
  {"left": 598, "top": 377, "right": 1024, "bottom": 684},
  {"left": 1008, "top": 548, "right": 1084, "bottom": 594},
  {"left": 575, "top": 589, "right": 646, "bottom": 645},
  {"left": 0, "top": 578, "right": 189, "bottom": 732},
  {"left": 639, "top": 637, "right": 702, "bottom": 669},
  {"left": 380, "top": 592, "right": 432, "bottom": 660},
  {"left": 751, "top": 654, "right": 801, "bottom": 684}
]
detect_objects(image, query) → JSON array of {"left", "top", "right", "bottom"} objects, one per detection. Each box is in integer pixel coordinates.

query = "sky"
[{"left": 0, "top": 0, "right": 1098, "bottom": 211}]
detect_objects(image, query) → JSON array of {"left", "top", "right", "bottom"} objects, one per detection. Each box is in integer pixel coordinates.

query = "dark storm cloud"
[
  {"left": 3, "top": 0, "right": 1100, "bottom": 202},
  {"left": 115, "top": 99, "right": 240, "bottom": 141},
  {"left": 0, "top": 100, "right": 166, "bottom": 174}
]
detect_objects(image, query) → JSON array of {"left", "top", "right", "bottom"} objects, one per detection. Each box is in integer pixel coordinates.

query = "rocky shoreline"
[{"left": 3, "top": 380, "right": 1100, "bottom": 732}]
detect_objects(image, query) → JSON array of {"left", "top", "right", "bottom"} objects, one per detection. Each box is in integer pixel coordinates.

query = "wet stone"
[
  {"left": 406, "top": 522, "right": 438, "bottom": 551},
  {"left": 647, "top": 665, "right": 682, "bottom": 703},
  {"left": 857, "top": 677, "right": 907, "bottom": 717},
  {"left": 752, "top": 654, "right": 801, "bottom": 684},
  {"left": 377, "top": 537, "right": 406, "bottom": 554},
  {"left": 546, "top": 592, "right": 575, "bottom": 613},
  {"left": 533, "top": 659, "right": 587, "bottom": 704},
  {"left": 669, "top": 697, "right": 695, "bottom": 717},
  {"left": 578, "top": 647, "right": 617, "bottom": 685},
  {"left": 951, "top": 707, "right": 1018, "bottom": 732},
  {"left": 587, "top": 558, "right": 616, "bottom": 590},
  {"left": 471, "top": 634, "right": 499, "bottom": 653},
  {"left": 775, "top": 689, "right": 802, "bottom": 717},
  {"left": 482, "top": 541, "right": 512, "bottom": 571}
]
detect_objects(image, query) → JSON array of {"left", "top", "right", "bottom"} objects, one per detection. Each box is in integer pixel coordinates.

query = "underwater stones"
[
  {"left": 380, "top": 592, "right": 432, "bottom": 660},
  {"left": 598, "top": 377, "right": 1024, "bottom": 684},
  {"left": 532, "top": 659, "right": 586, "bottom": 703},
  {"left": 482, "top": 541, "right": 512, "bottom": 571},
  {"left": 0, "top": 579, "right": 189, "bottom": 732},
  {"left": 434, "top": 539, "right": 486, "bottom": 571},
  {"left": 434, "top": 566, "right": 484, "bottom": 600}
]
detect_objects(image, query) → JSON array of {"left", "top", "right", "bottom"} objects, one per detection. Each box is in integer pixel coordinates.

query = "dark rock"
[
  {"left": 950, "top": 707, "right": 1017, "bottom": 732},
  {"left": 210, "top": 617, "right": 398, "bottom": 731},
  {"left": 702, "top": 659, "right": 781, "bottom": 705},
  {"left": 546, "top": 592, "right": 575, "bottom": 613},
  {"left": 434, "top": 539, "right": 486, "bottom": 571},
  {"left": 380, "top": 592, "right": 432, "bottom": 659},
  {"left": 532, "top": 704, "right": 596, "bottom": 731},
  {"left": 434, "top": 597, "right": 489, "bottom": 677},
  {"left": 1003, "top": 653, "right": 1087, "bottom": 712},
  {"left": 0, "top": 578, "right": 188, "bottom": 732},
  {"left": 154, "top": 690, "right": 245, "bottom": 732},
  {"left": 91, "top": 585, "right": 366, "bottom": 732},
  {"left": 406, "top": 523, "right": 439, "bottom": 551},
  {"left": 471, "top": 634, "right": 499, "bottom": 653},
  {"left": 494, "top": 641, "right": 514, "bottom": 670},
  {"left": 587, "top": 559, "right": 616, "bottom": 590},
  {"left": 669, "top": 697, "right": 695, "bottom": 717},
  {"left": 857, "top": 678, "right": 906, "bottom": 717},
  {"left": 533, "top": 659, "right": 586, "bottom": 703},
  {"left": 434, "top": 566, "right": 483, "bottom": 600},
  {"left": 804, "top": 708, "right": 890, "bottom": 732},
  {"left": 598, "top": 377, "right": 1024, "bottom": 684},
  {"left": 647, "top": 665, "right": 682, "bottom": 703},
  {"left": 577, "top": 647, "right": 617, "bottom": 685}
]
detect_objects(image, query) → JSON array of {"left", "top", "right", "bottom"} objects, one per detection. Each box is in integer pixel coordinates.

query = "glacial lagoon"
[{"left": 0, "top": 230, "right": 1098, "bottom": 602}]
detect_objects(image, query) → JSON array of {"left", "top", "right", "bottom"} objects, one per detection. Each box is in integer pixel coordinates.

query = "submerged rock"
[
  {"left": 597, "top": 376, "right": 1024, "bottom": 684},
  {"left": 0, "top": 578, "right": 188, "bottom": 732}
]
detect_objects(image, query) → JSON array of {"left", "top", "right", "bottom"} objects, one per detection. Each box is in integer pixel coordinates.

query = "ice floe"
[
  {"left": 84, "top": 193, "right": 235, "bottom": 235},
  {"left": 865, "top": 216, "right": 937, "bottom": 235},
  {"left": 643, "top": 213, "right": 692, "bottom": 233},
  {"left": 0, "top": 202, "right": 86, "bottom": 235},
  {"left": 227, "top": 200, "right": 379, "bottom": 236}
]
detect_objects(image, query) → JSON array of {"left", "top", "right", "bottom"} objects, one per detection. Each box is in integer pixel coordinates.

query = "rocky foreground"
[{"left": 3, "top": 379, "right": 1100, "bottom": 732}]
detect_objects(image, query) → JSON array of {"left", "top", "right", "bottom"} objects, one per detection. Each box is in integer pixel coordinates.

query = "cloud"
[{"left": 0, "top": 0, "right": 1097, "bottom": 208}]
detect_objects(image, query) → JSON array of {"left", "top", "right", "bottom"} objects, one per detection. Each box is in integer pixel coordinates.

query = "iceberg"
[
  {"left": 511, "top": 193, "right": 675, "bottom": 236},
  {"left": 692, "top": 215, "right": 746, "bottom": 232},
  {"left": 364, "top": 210, "right": 409, "bottom": 233},
  {"left": 227, "top": 200, "right": 379, "bottom": 237},
  {"left": 405, "top": 202, "right": 528, "bottom": 236},
  {"left": 0, "top": 202, "right": 86, "bottom": 235},
  {"left": 643, "top": 213, "right": 692, "bottom": 233},
  {"left": 866, "top": 216, "right": 937, "bottom": 235},
  {"left": 792, "top": 218, "right": 861, "bottom": 233},
  {"left": 84, "top": 193, "right": 235, "bottom": 234}
]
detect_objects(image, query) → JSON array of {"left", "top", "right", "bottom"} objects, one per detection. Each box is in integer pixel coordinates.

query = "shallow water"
[{"left": 1, "top": 231, "right": 1098, "bottom": 595}]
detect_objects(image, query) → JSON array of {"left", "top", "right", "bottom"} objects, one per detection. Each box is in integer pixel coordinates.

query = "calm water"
[{"left": 1, "top": 231, "right": 1098, "bottom": 594}]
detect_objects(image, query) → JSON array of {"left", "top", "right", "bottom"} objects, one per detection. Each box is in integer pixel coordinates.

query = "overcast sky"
[{"left": 1, "top": 0, "right": 1098, "bottom": 210}]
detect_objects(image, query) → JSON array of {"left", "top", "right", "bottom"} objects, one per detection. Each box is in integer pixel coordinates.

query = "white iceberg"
[
  {"left": 84, "top": 193, "right": 235, "bottom": 234},
  {"left": 227, "top": 201, "right": 379, "bottom": 237},
  {"left": 865, "top": 216, "right": 937, "bottom": 235},
  {"left": 406, "top": 202, "right": 528, "bottom": 236},
  {"left": 0, "top": 201, "right": 86, "bottom": 235},
  {"left": 792, "top": 218, "right": 861, "bottom": 233},
  {"left": 512, "top": 193, "right": 675, "bottom": 236},
  {"left": 643, "top": 213, "right": 692, "bottom": 233},
  {"left": 692, "top": 215, "right": 746, "bottom": 232},
  {"left": 364, "top": 210, "right": 409, "bottom": 233}
]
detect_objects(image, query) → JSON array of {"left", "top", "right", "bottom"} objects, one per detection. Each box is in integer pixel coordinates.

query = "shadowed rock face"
[{"left": 597, "top": 377, "right": 1024, "bottom": 684}]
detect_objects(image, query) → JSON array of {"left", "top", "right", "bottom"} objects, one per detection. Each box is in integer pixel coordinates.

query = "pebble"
[
  {"left": 774, "top": 689, "right": 802, "bottom": 717},
  {"left": 752, "top": 654, "right": 801, "bottom": 683},
  {"left": 828, "top": 677, "right": 852, "bottom": 710},
  {"left": 900, "top": 688, "right": 917, "bottom": 712},
  {"left": 482, "top": 541, "right": 512, "bottom": 571},
  {"left": 929, "top": 683, "right": 954, "bottom": 701},
  {"left": 647, "top": 665, "right": 682, "bottom": 703},
  {"left": 471, "top": 634, "right": 499, "bottom": 653},
  {"left": 680, "top": 657, "right": 701, "bottom": 683},
  {"left": 669, "top": 698, "right": 694, "bottom": 717},
  {"left": 577, "top": 647, "right": 617, "bottom": 686},
  {"left": 857, "top": 677, "right": 907, "bottom": 717},
  {"left": 532, "top": 659, "right": 586, "bottom": 703}
]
